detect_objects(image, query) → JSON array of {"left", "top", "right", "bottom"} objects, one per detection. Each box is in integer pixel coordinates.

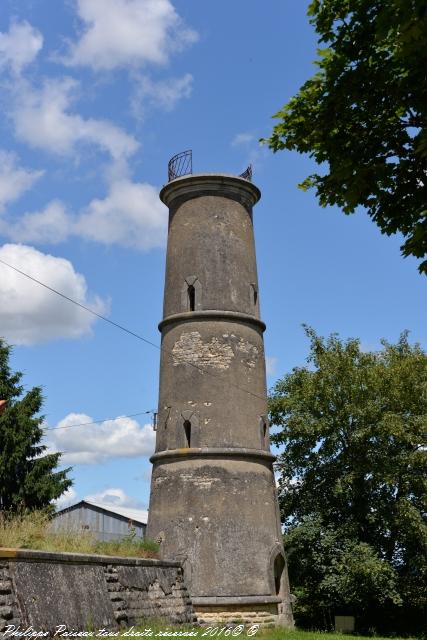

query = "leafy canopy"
[
  {"left": 270, "top": 327, "right": 427, "bottom": 632},
  {"left": 0, "top": 338, "right": 72, "bottom": 512},
  {"left": 265, "top": 0, "right": 427, "bottom": 274}
]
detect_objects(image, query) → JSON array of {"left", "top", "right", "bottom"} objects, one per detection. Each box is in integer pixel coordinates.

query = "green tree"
[
  {"left": 0, "top": 338, "right": 72, "bottom": 512},
  {"left": 270, "top": 328, "right": 427, "bottom": 633},
  {"left": 265, "top": 0, "right": 427, "bottom": 274}
]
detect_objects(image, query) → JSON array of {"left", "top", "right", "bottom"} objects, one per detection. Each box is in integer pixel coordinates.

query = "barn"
[{"left": 52, "top": 500, "right": 148, "bottom": 541}]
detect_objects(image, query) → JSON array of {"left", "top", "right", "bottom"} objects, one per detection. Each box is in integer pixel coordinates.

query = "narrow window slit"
[
  {"left": 260, "top": 416, "right": 268, "bottom": 447},
  {"left": 250, "top": 283, "right": 258, "bottom": 306},
  {"left": 188, "top": 285, "right": 195, "bottom": 311},
  {"left": 183, "top": 419, "right": 192, "bottom": 447}
]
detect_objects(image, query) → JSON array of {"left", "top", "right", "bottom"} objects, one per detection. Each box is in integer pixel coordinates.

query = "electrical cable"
[
  {"left": 0, "top": 257, "right": 267, "bottom": 404},
  {"left": 42, "top": 410, "right": 155, "bottom": 431},
  {"left": 0, "top": 257, "right": 159, "bottom": 350}
]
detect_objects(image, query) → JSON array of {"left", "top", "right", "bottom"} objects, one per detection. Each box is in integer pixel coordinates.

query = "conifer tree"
[{"left": 0, "top": 338, "right": 72, "bottom": 512}]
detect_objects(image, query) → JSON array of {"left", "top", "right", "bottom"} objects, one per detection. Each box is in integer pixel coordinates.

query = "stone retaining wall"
[{"left": 0, "top": 548, "right": 195, "bottom": 635}]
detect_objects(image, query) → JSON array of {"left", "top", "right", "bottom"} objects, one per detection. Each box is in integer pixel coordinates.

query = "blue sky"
[{"left": 1, "top": 0, "right": 425, "bottom": 514}]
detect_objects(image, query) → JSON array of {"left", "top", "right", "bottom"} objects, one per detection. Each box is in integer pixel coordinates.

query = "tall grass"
[{"left": 0, "top": 510, "right": 159, "bottom": 558}]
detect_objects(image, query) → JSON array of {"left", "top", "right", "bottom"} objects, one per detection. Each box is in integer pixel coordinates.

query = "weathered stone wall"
[
  {"left": 148, "top": 454, "right": 282, "bottom": 598},
  {"left": 0, "top": 549, "right": 195, "bottom": 635},
  {"left": 155, "top": 318, "right": 268, "bottom": 452},
  {"left": 0, "top": 559, "right": 20, "bottom": 629},
  {"left": 104, "top": 563, "right": 193, "bottom": 626}
]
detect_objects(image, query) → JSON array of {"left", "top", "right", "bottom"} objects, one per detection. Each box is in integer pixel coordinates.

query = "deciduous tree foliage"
[
  {"left": 0, "top": 338, "right": 72, "bottom": 512},
  {"left": 266, "top": 0, "right": 427, "bottom": 274},
  {"left": 270, "top": 328, "right": 427, "bottom": 633}
]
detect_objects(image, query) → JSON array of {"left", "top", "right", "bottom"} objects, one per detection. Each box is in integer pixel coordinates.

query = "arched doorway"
[{"left": 274, "top": 552, "right": 286, "bottom": 596}]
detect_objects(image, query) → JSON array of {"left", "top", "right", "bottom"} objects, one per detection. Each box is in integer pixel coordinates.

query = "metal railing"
[
  {"left": 168, "top": 150, "right": 192, "bottom": 181},
  {"left": 239, "top": 164, "right": 252, "bottom": 182},
  {"left": 167, "top": 151, "right": 253, "bottom": 183}
]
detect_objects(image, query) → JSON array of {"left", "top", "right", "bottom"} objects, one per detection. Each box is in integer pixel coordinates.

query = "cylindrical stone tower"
[{"left": 147, "top": 167, "right": 294, "bottom": 627}]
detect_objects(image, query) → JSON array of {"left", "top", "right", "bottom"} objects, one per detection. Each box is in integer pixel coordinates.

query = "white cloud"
[
  {"left": 0, "top": 243, "right": 108, "bottom": 345},
  {"left": 0, "top": 20, "right": 43, "bottom": 75},
  {"left": 12, "top": 77, "right": 138, "bottom": 159},
  {"left": 53, "top": 486, "right": 78, "bottom": 510},
  {"left": 84, "top": 488, "right": 146, "bottom": 511},
  {"left": 266, "top": 356, "right": 278, "bottom": 377},
  {"left": 0, "top": 201, "right": 71, "bottom": 244},
  {"left": 64, "top": 0, "right": 198, "bottom": 70},
  {"left": 76, "top": 179, "right": 168, "bottom": 249},
  {"left": 232, "top": 132, "right": 255, "bottom": 147},
  {"left": 132, "top": 73, "right": 193, "bottom": 119},
  {"left": 0, "top": 150, "right": 43, "bottom": 212},
  {"left": 0, "top": 178, "right": 167, "bottom": 251},
  {"left": 47, "top": 414, "right": 156, "bottom": 464}
]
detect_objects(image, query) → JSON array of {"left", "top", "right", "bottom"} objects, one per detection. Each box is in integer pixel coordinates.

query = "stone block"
[
  {"left": 109, "top": 593, "right": 125, "bottom": 602},
  {"left": 0, "top": 582, "right": 11, "bottom": 594},
  {"left": 113, "top": 611, "right": 127, "bottom": 623},
  {"left": 0, "top": 606, "right": 13, "bottom": 619}
]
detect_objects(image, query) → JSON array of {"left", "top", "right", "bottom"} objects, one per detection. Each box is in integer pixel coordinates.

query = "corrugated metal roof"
[
  {"left": 84, "top": 500, "right": 148, "bottom": 525},
  {"left": 55, "top": 500, "right": 148, "bottom": 525}
]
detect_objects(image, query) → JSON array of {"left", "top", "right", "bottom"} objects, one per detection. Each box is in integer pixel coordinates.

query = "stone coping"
[
  {"left": 159, "top": 310, "right": 266, "bottom": 333},
  {"left": 151, "top": 447, "right": 275, "bottom": 464},
  {"left": 160, "top": 174, "right": 261, "bottom": 209},
  {"left": 0, "top": 547, "right": 180, "bottom": 567},
  {"left": 192, "top": 595, "right": 282, "bottom": 606}
]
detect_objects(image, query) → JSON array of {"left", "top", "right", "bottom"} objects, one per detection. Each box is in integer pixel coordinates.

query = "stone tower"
[{"left": 147, "top": 158, "right": 294, "bottom": 627}]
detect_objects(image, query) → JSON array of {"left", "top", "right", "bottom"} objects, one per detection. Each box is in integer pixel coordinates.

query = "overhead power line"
[
  {"left": 43, "top": 410, "right": 155, "bottom": 432},
  {"left": 0, "top": 257, "right": 159, "bottom": 350},
  {"left": 0, "top": 257, "right": 267, "bottom": 404}
]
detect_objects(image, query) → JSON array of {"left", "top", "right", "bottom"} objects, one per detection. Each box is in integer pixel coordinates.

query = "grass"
[
  {"left": 254, "top": 631, "right": 416, "bottom": 640},
  {"left": 116, "top": 625, "right": 417, "bottom": 640},
  {"left": 0, "top": 510, "right": 159, "bottom": 558},
  {"left": 118, "top": 626, "right": 418, "bottom": 640}
]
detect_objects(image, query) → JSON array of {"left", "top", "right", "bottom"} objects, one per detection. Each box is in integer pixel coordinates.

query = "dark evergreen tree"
[{"left": 0, "top": 338, "right": 72, "bottom": 512}]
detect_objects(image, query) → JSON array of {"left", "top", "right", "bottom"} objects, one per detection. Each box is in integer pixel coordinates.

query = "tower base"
[{"left": 193, "top": 598, "right": 294, "bottom": 628}]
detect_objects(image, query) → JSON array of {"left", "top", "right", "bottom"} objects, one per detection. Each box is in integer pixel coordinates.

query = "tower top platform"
[{"left": 160, "top": 173, "right": 261, "bottom": 209}]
